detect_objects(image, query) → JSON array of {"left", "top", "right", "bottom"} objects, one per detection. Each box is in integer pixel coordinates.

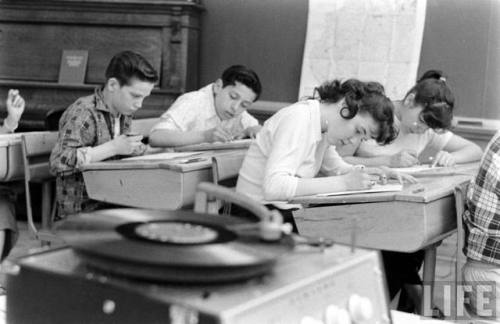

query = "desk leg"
[
  {"left": 41, "top": 181, "right": 52, "bottom": 230},
  {"left": 421, "top": 243, "right": 438, "bottom": 316}
]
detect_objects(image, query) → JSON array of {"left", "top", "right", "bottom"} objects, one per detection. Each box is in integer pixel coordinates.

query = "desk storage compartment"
[{"left": 0, "top": 134, "right": 23, "bottom": 182}]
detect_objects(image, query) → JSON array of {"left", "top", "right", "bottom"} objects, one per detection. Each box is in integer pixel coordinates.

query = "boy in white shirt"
[{"left": 149, "top": 65, "right": 262, "bottom": 147}]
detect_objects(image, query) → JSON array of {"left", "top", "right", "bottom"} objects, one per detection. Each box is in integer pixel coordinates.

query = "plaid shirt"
[
  {"left": 464, "top": 130, "right": 500, "bottom": 265},
  {"left": 50, "top": 88, "right": 132, "bottom": 218}
]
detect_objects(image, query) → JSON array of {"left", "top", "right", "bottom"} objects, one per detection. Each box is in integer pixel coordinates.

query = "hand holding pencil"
[
  {"left": 430, "top": 151, "right": 456, "bottom": 167},
  {"left": 389, "top": 149, "right": 419, "bottom": 167}
]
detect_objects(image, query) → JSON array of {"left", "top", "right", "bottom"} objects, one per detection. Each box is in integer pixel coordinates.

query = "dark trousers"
[{"left": 382, "top": 250, "right": 425, "bottom": 310}]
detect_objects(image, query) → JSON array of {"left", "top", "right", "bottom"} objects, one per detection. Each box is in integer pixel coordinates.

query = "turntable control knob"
[
  {"left": 324, "top": 305, "right": 351, "bottom": 324},
  {"left": 348, "top": 294, "right": 373, "bottom": 322},
  {"left": 300, "top": 316, "right": 324, "bottom": 324},
  {"left": 102, "top": 299, "right": 116, "bottom": 314}
]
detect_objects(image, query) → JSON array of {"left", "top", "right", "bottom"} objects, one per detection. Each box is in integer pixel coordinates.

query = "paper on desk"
[
  {"left": 176, "top": 139, "right": 253, "bottom": 151},
  {"left": 316, "top": 183, "right": 403, "bottom": 197},
  {"left": 391, "top": 164, "right": 445, "bottom": 173},
  {"left": 121, "top": 152, "right": 202, "bottom": 161}
]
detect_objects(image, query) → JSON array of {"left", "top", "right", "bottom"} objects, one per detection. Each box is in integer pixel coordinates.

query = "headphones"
[{"left": 339, "top": 104, "right": 358, "bottom": 119}]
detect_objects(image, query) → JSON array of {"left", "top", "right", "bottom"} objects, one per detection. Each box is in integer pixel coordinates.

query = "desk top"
[
  {"left": 81, "top": 149, "right": 247, "bottom": 173},
  {"left": 173, "top": 139, "right": 253, "bottom": 152},
  {"left": 0, "top": 133, "right": 22, "bottom": 147},
  {"left": 292, "top": 163, "right": 478, "bottom": 205}
]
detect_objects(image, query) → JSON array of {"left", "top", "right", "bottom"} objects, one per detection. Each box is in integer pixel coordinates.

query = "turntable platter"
[{"left": 57, "top": 208, "right": 293, "bottom": 283}]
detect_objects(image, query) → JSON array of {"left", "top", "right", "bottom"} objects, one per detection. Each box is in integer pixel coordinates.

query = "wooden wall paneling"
[{"left": 0, "top": 0, "right": 204, "bottom": 130}]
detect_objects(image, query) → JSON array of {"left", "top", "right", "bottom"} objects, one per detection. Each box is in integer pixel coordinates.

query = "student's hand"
[
  {"left": 5, "top": 89, "right": 25, "bottom": 127},
  {"left": 206, "top": 126, "right": 233, "bottom": 143},
  {"left": 432, "top": 151, "right": 456, "bottom": 167},
  {"left": 389, "top": 149, "right": 419, "bottom": 167},
  {"left": 110, "top": 134, "right": 145, "bottom": 155},
  {"left": 341, "top": 170, "right": 372, "bottom": 191},
  {"left": 235, "top": 125, "right": 262, "bottom": 139}
]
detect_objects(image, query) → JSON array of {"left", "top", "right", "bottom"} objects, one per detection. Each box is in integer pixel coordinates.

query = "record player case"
[{"left": 7, "top": 246, "right": 392, "bottom": 324}]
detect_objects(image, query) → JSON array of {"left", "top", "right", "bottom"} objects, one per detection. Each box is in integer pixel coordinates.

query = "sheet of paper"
[
  {"left": 316, "top": 183, "right": 403, "bottom": 197},
  {"left": 174, "top": 139, "right": 253, "bottom": 152},
  {"left": 121, "top": 152, "right": 201, "bottom": 161},
  {"left": 391, "top": 165, "right": 446, "bottom": 173}
]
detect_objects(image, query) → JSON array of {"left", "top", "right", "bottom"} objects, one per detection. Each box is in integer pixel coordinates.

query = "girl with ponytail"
[
  {"left": 341, "top": 70, "right": 483, "bottom": 315},
  {"left": 342, "top": 70, "right": 482, "bottom": 167}
]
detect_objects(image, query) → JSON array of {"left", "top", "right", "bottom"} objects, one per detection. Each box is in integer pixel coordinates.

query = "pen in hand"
[{"left": 429, "top": 156, "right": 438, "bottom": 168}]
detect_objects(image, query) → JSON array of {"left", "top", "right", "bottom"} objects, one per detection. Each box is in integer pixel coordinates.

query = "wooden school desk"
[
  {"left": 290, "top": 164, "right": 478, "bottom": 316},
  {"left": 0, "top": 133, "right": 26, "bottom": 182},
  {"left": 82, "top": 149, "right": 247, "bottom": 210}
]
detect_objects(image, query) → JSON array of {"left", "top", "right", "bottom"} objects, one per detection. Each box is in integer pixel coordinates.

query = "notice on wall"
[
  {"left": 299, "top": 0, "right": 427, "bottom": 101},
  {"left": 58, "top": 50, "right": 88, "bottom": 84}
]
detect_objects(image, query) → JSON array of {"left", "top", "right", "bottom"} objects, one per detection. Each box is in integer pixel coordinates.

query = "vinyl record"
[{"left": 57, "top": 208, "right": 293, "bottom": 283}]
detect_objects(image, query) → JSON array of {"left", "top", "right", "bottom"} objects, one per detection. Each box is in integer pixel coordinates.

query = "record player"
[{"left": 7, "top": 208, "right": 392, "bottom": 324}]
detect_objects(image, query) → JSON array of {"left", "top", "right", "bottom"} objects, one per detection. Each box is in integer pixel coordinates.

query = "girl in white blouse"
[{"left": 235, "top": 79, "right": 402, "bottom": 231}]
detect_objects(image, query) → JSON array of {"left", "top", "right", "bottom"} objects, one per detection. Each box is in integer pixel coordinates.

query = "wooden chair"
[
  {"left": 453, "top": 182, "right": 498, "bottom": 323},
  {"left": 21, "top": 131, "right": 63, "bottom": 244},
  {"left": 195, "top": 182, "right": 271, "bottom": 219},
  {"left": 206, "top": 151, "right": 247, "bottom": 214}
]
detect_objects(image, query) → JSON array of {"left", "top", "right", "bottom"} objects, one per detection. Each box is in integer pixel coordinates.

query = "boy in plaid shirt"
[
  {"left": 50, "top": 51, "right": 158, "bottom": 218},
  {"left": 463, "top": 130, "right": 500, "bottom": 318}
]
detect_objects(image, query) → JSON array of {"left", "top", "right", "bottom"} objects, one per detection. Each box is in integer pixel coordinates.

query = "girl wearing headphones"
[
  {"left": 235, "top": 78, "right": 409, "bottom": 231},
  {"left": 340, "top": 70, "right": 482, "bottom": 167}
]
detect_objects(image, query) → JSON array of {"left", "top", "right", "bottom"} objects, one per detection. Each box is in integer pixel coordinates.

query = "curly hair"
[{"left": 314, "top": 79, "right": 397, "bottom": 145}]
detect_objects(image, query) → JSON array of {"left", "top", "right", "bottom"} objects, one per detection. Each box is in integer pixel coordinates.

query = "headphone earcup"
[{"left": 340, "top": 106, "right": 357, "bottom": 119}]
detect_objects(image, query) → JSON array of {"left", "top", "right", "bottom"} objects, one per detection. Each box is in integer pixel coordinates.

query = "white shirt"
[
  {"left": 236, "top": 100, "right": 352, "bottom": 208},
  {"left": 356, "top": 127, "right": 453, "bottom": 157},
  {"left": 150, "top": 83, "right": 258, "bottom": 136}
]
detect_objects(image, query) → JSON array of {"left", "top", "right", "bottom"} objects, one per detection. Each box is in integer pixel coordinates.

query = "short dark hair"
[
  {"left": 406, "top": 69, "right": 454, "bottom": 130},
  {"left": 221, "top": 65, "right": 262, "bottom": 101},
  {"left": 105, "top": 51, "right": 159, "bottom": 86},
  {"left": 314, "top": 79, "right": 397, "bottom": 145}
]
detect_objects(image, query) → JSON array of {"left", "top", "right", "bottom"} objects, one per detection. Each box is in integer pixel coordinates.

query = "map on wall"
[{"left": 299, "top": 0, "right": 427, "bottom": 101}]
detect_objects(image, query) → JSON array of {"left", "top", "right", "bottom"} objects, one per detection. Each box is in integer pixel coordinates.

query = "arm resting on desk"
[
  {"left": 149, "top": 128, "right": 210, "bottom": 147},
  {"left": 442, "top": 134, "right": 483, "bottom": 164}
]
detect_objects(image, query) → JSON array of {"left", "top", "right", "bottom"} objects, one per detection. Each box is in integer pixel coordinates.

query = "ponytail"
[{"left": 407, "top": 69, "right": 454, "bottom": 130}]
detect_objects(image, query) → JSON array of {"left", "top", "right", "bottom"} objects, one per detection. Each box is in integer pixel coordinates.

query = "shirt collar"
[
  {"left": 201, "top": 83, "right": 220, "bottom": 122},
  {"left": 94, "top": 87, "right": 120, "bottom": 117}
]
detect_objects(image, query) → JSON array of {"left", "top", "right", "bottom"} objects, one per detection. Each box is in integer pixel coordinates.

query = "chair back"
[
  {"left": 21, "top": 131, "right": 61, "bottom": 244},
  {"left": 211, "top": 150, "right": 247, "bottom": 184},
  {"left": 45, "top": 108, "right": 66, "bottom": 130},
  {"left": 205, "top": 151, "right": 246, "bottom": 214},
  {"left": 455, "top": 181, "right": 469, "bottom": 268},
  {"left": 22, "top": 132, "right": 58, "bottom": 183},
  {"left": 194, "top": 182, "right": 273, "bottom": 221}
]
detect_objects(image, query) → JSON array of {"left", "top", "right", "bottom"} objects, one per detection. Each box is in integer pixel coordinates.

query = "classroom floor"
[{"left": 0, "top": 220, "right": 464, "bottom": 322}]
